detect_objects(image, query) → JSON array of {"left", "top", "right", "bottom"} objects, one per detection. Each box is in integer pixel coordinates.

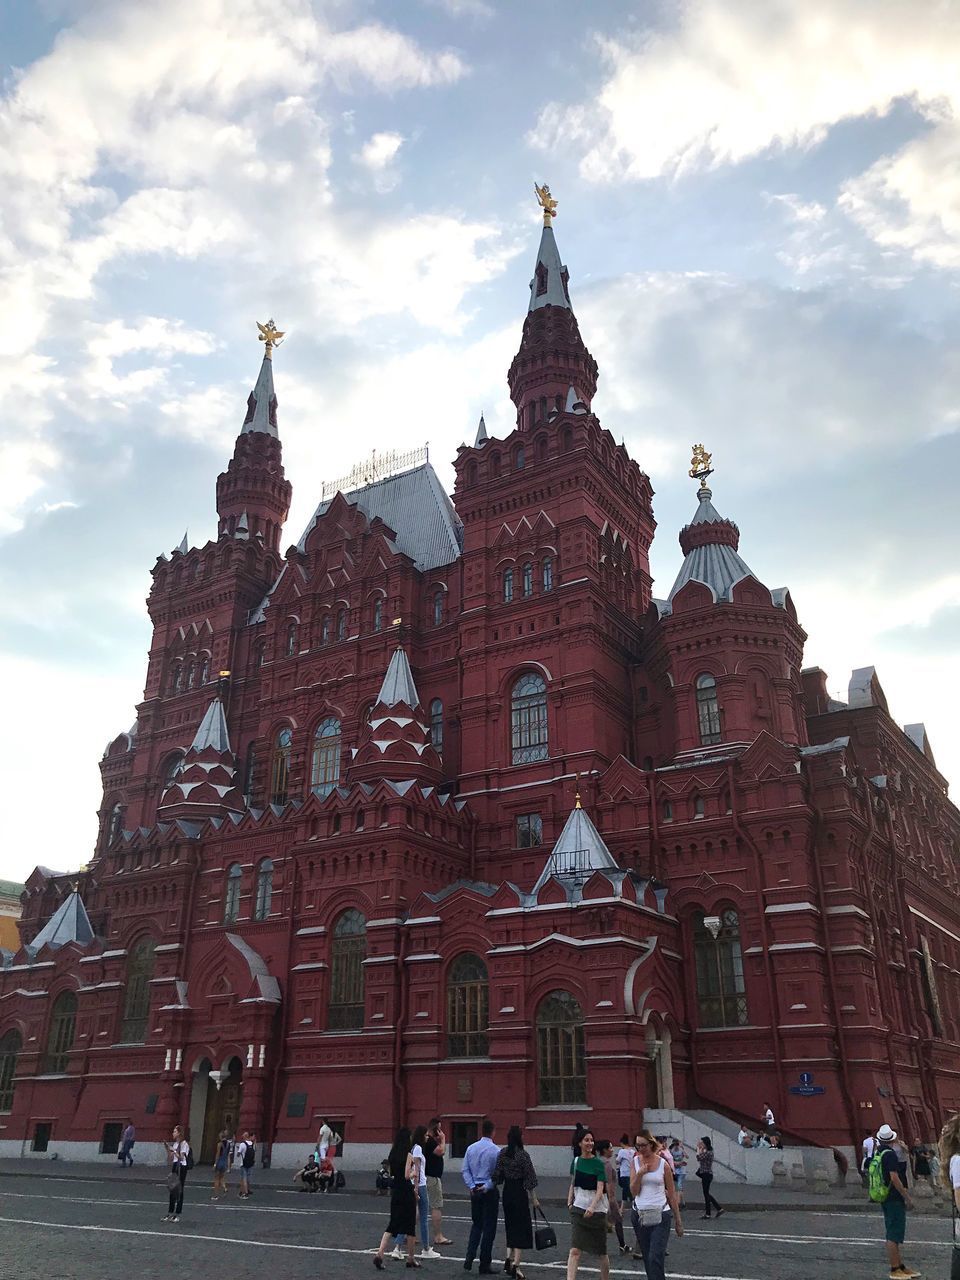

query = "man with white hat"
[{"left": 873, "top": 1124, "right": 918, "bottom": 1279}]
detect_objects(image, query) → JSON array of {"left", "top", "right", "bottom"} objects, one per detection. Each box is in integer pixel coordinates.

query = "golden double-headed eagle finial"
[
  {"left": 534, "top": 182, "right": 558, "bottom": 226},
  {"left": 257, "top": 318, "right": 285, "bottom": 358},
  {"left": 689, "top": 443, "right": 714, "bottom": 488}
]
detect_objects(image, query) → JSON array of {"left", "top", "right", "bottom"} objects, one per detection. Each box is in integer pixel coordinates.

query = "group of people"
[
  {"left": 737, "top": 1103, "right": 784, "bottom": 1150},
  {"left": 373, "top": 1118, "right": 455, "bottom": 1268},
  {"left": 159, "top": 1124, "right": 258, "bottom": 1222},
  {"left": 292, "top": 1117, "right": 344, "bottom": 1193}
]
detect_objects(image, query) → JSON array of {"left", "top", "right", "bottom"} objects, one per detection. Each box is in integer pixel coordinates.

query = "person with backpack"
[
  {"left": 861, "top": 1130, "right": 877, "bottom": 1188},
  {"left": 868, "top": 1123, "right": 918, "bottom": 1280},
  {"left": 235, "top": 1130, "right": 256, "bottom": 1198},
  {"left": 162, "top": 1124, "right": 192, "bottom": 1223}
]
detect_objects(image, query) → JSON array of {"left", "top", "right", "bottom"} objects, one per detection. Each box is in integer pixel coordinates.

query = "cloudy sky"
[{"left": 1, "top": 0, "right": 958, "bottom": 885}]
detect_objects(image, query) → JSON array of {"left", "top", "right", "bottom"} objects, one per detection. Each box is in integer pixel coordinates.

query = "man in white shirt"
[
  {"left": 861, "top": 1131, "right": 878, "bottom": 1188},
  {"left": 761, "top": 1105, "right": 775, "bottom": 1133},
  {"left": 317, "top": 1118, "right": 335, "bottom": 1159},
  {"left": 738, "top": 1127, "right": 754, "bottom": 1148}
]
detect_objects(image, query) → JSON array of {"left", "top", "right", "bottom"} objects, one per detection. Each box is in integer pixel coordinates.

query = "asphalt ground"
[{"left": 0, "top": 1171, "right": 953, "bottom": 1280}]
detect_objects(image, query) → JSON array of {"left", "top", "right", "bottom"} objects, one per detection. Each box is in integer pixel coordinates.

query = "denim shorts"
[{"left": 882, "top": 1198, "right": 906, "bottom": 1244}]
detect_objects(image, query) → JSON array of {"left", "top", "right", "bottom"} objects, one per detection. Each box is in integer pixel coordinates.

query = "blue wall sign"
[{"left": 789, "top": 1070, "right": 825, "bottom": 1097}]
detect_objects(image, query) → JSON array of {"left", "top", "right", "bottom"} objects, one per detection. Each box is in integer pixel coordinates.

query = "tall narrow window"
[
  {"left": 542, "top": 557, "right": 554, "bottom": 592},
  {"left": 243, "top": 743, "right": 256, "bottom": 798},
  {"left": 328, "top": 909, "right": 366, "bottom": 1030},
  {"left": 311, "top": 717, "right": 342, "bottom": 797},
  {"left": 107, "top": 803, "right": 124, "bottom": 844},
  {"left": 536, "top": 990, "right": 586, "bottom": 1105},
  {"left": 255, "top": 641, "right": 266, "bottom": 668},
  {"left": 271, "top": 728, "right": 292, "bottom": 804},
  {"left": 433, "top": 591, "right": 445, "bottom": 626},
  {"left": 503, "top": 569, "right": 514, "bottom": 603},
  {"left": 696, "top": 674, "right": 722, "bottom": 745},
  {"left": 430, "top": 699, "right": 444, "bottom": 754},
  {"left": 223, "top": 863, "right": 242, "bottom": 923},
  {"left": 515, "top": 445, "right": 525, "bottom": 470},
  {"left": 447, "top": 954, "right": 489, "bottom": 1057},
  {"left": 336, "top": 609, "right": 346, "bottom": 642},
  {"left": 373, "top": 598, "right": 383, "bottom": 633},
  {"left": 516, "top": 813, "right": 543, "bottom": 848},
  {"left": 511, "top": 672, "right": 548, "bottom": 764},
  {"left": 185, "top": 661, "right": 195, "bottom": 689},
  {"left": 198, "top": 655, "right": 209, "bottom": 685},
  {"left": 170, "top": 664, "right": 182, "bottom": 695},
  {"left": 0, "top": 1029, "right": 20, "bottom": 1111},
  {"left": 522, "top": 562, "right": 533, "bottom": 597},
  {"left": 285, "top": 621, "right": 298, "bottom": 657},
  {"left": 45, "top": 991, "right": 77, "bottom": 1072},
  {"left": 120, "top": 939, "right": 156, "bottom": 1043},
  {"left": 254, "top": 859, "right": 273, "bottom": 920},
  {"left": 693, "top": 909, "right": 748, "bottom": 1028},
  {"left": 321, "top": 615, "right": 330, "bottom": 645}
]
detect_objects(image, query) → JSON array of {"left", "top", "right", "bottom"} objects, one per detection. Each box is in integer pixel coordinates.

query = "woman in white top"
[
  {"left": 408, "top": 1124, "right": 438, "bottom": 1259},
  {"left": 628, "top": 1130, "right": 682, "bottom": 1280},
  {"left": 162, "top": 1124, "right": 191, "bottom": 1222},
  {"left": 939, "top": 1113, "right": 960, "bottom": 1213}
]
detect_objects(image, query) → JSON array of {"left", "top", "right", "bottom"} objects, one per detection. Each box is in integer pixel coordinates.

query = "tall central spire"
[{"left": 508, "top": 187, "right": 597, "bottom": 431}]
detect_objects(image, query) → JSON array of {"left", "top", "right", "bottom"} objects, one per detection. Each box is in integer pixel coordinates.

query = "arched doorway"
[
  {"left": 644, "top": 1018, "right": 675, "bottom": 1110},
  {"left": 190, "top": 1055, "right": 244, "bottom": 1163}
]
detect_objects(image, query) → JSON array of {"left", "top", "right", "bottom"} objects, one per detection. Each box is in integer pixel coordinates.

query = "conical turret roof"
[
  {"left": 241, "top": 353, "right": 279, "bottom": 437},
  {"left": 26, "top": 890, "right": 94, "bottom": 957},
  {"left": 529, "top": 224, "right": 571, "bottom": 312},
  {"left": 190, "top": 696, "right": 231, "bottom": 754},
  {"left": 377, "top": 647, "right": 421, "bottom": 709},
  {"left": 532, "top": 797, "right": 618, "bottom": 893},
  {"left": 669, "top": 484, "right": 755, "bottom": 602}
]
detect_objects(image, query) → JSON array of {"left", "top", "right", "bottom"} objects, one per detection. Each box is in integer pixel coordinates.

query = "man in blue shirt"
[{"left": 462, "top": 1118, "right": 500, "bottom": 1274}]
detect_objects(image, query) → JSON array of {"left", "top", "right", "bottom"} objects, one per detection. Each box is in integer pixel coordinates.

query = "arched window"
[
  {"left": 696, "top": 673, "right": 722, "bottom": 745},
  {"left": 271, "top": 728, "right": 293, "bottom": 804},
  {"left": 511, "top": 672, "right": 548, "bottom": 764},
  {"left": 254, "top": 859, "right": 274, "bottom": 920},
  {"left": 693, "top": 795, "right": 705, "bottom": 818},
  {"left": 107, "top": 802, "right": 125, "bottom": 844},
  {"left": 662, "top": 801, "right": 673, "bottom": 822},
  {"left": 161, "top": 753, "right": 183, "bottom": 791},
  {"left": 254, "top": 640, "right": 266, "bottom": 668},
  {"left": 185, "top": 661, "right": 195, "bottom": 690},
  {"left": 693, "top": 909, "right": 748, "bottom": 1028},
  {"left": 491, "top": 453, "right": 501, "bottom": 478},
  {"left": 561, "top": 427, "right": 573, "bottom": 452},
  {"left": 321, "top": 615, "right": 331, "bottom": 645},
  {"left": 120, "top": 939, "right": 156, "bottom": 1042},
  {"left": 515, "top": 445, "right": 525, "bottom": 470},
  {"left": 447, "top": 954, "right": 489, "bottom": 1057},
  {"left": 170, "top": 663, "right": 182, "bottom": 695},
  {"left": 522, "top": 562, "right": 533, "bottom": 597},
  {"left": 328, "top": 909, "right": 366, "bottom": 1030},
  {"left": 502, "top": 568, "right": 514, "bottom": 603},
  {"left": 285, "top": 621, "right": 298, "bottom": 657},
  {"left": 433, "top": 591, "right": 445, "bottom": 626},
  {"left": 46, "top": 991, "right": 77, "bottom": 1072},
  {"left": 430, "top": 699, "right": 444, "bottom": 753},
  {"left": 468, "top": 461, "right": 478, "bottom": 486},
  {"left": 373, "top": 598, "right": 383, "bottom": 633},
  {"left": 542, "top": 557, "right": 554, "bottom": 592},
  {"left": 336, "top": 609, "right": 346, "bottom": 642},
  {"left": 0, "top": 1029, "right": 21, "bottom": 1111},
  {"left": 536, "top": 990, "right": 586, "bottom": 1104},
  {"left": 224, "top": 863, "right": 242, "bottom": 923},
  {"left": 198, "top": 655, "right": 209, "bottom": 685},
  {"left": 243, "top": 743, "right": 256, "bottom": 798},
  {"left": 311, "top": 717, "right": 342, "bottom": 798}
]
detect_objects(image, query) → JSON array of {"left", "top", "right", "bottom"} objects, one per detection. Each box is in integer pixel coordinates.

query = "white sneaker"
[
  {"left": 390, "top": 1248, "right": 404, "bottom": 1260},
  {"left": 420, "top": 1249, "right": 442, "bottom": 1260}
]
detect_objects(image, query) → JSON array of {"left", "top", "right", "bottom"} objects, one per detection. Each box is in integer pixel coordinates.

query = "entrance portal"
[
  {"left": 644, "top": 1019, "right": 675, "bottom": 1110},
  {"left": 190, "top": 1056, "right": 244, "bottom": 1164}
]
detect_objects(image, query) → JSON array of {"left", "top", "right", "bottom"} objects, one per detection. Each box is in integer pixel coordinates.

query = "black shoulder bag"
[{"left": 533, "top": 1204, "right": 557, "bottom": 1251}]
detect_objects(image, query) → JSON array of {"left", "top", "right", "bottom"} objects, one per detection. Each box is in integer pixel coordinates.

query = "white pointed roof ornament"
[
  {"left": 377, "top": 647, "right": 421, "bottom": 709},
  {"left": 474, "top": 413, "right": 488, "bottom": 448},
  {"left": 190, "top": 697, "right": 231, "bottom": 754},
  {"left": 176, "top": 531, "right": 189, "bottom": 555},
  {"left": 235, "top": 510, "right": 249, "bottom": 539},
  {"left": 565, "top": 385, "right": 588, "bottom": 414}
]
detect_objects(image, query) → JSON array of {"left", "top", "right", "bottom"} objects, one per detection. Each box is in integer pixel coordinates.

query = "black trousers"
[
  {"left": 168, "top": 1167, "right": 187, "bottom": 1215},
  {"left": 466, "top": 1187, "right": 500, "bottom": 1269},
  {"left": 700, "top": 1172, "right": 721, "bottom": 1216}
]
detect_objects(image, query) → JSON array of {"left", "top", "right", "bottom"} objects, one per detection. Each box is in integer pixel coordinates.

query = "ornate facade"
[{"left": 2, "top": 207, "right": 959, "bottom": 1168}]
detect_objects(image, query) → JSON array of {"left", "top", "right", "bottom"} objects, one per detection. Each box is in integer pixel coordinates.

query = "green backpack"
[{"left": 868, "top": 1152, "right": 890, "bottom": 1203}]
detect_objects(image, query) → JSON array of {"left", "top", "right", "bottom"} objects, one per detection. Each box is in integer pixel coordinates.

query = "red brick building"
[{"left": 2, "top": 210, "right": 959, "bottom": 1169}]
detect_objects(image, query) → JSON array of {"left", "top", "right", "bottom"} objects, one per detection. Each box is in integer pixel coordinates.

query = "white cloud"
[
  {"left": 357, "top": 131, "right": 405, "bottom": 171},
  {"left": 532, "top": 1, "right": 960, "bottom": 271}
]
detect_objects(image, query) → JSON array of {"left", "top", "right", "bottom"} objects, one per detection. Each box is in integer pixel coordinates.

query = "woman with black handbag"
[
  {"left": 495, "top": 1125, "right": 540, "bottom": 1279},
  {"left": 939, "top": 1112, "right": 960, "bottom": 1280},
  {"left": 161, "top": 1124, "right": 191, "bottom": 1223}
]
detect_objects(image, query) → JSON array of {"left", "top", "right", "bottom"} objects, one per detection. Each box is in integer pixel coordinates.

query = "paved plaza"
[{"left": 0, "top": 1164, "right": 953, "bottom": 1280}]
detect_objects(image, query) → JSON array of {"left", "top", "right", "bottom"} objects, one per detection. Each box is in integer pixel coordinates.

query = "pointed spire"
[
  {"left": 241, "top": 351, "right": 279, "bottom": 437},
  {"left": 235, "top": 510, "right": 249, "bottom": 539},
  {"left": 669, "top": 463, "right": 756, "bottom": 602},
  {"left": 532, "top": 799, "right": 618, "bottom": 893},
  {"left": 528, "top": 223, "right": 571, "bottom": 312},
  {"left": 26, "top": 890, "right": 94, "bottom": 957},
  {"left": 474, "top": 414, "right": 488, "bottom": 448},
  {"left": 377, "top": 647, "right": 421, "bottom": 709},
  {"left": 190, "top": 697, "right": 231, "bottom": 754},
  {"left": 176, "top": 531, "right": 188, "bottom": 555}
]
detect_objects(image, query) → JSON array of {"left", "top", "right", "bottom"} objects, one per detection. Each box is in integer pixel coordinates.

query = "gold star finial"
[
  {"left": 256, "top": 318, "right": 285, "bottom": 359},
  {"left": 688, "top": 443, "right": 714, "bottom": 491},
  {"left": 534, "top": 182, "right": 558, "bottom": 227}
]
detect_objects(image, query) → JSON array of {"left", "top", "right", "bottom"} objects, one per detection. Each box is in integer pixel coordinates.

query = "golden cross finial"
[
  {"left": 257, "top": 318, "right": 285, "bottom": 359},
  {"left": 688, "top": 443, "right": 714, "bottom": 490},
  {"left": 534, "top": 182, "right": 558, "bottom": 227}
]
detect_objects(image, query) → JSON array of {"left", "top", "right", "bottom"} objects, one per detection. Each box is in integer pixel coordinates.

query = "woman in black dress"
[
  {"left": 374, "top": 1127, "right": 419, "bottom": 1269},
  {"left": 494, "top": 1125, "right": 540, "bottom": 1280}
]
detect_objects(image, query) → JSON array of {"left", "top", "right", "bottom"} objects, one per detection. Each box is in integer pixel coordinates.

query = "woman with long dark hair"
[
  {"left": 495, "top": 1125, "right": 540, "bottom": 1280},
  {"left": 410, "top": 1123, "right": 437, "bottom": 1258},
  {"left": 695, "top": 1136, "right": 723, "bottom": 1220},
  {"left": 161, "top": 1124, "right": 191, "bottom": 1223},
  {"left": 373, "top": 1127, "right": 419, "bottom": 1269},
  {"left": 566, "top": 1129, "right": 610, "bottom": 1280}
]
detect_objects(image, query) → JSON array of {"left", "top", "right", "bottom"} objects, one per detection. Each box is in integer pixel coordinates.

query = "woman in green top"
[{"left": 566, "top": 1130, "right": 609, "bottom": 1280}]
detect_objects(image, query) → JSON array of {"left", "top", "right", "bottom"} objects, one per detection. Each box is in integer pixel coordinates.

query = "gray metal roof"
[
  {"left": 669, "top": 485, "right": 757, "bottom": 602},
  {"left": 241, "top": 353, "right": 278, "bottom": 437},
  {"left": 297, "top": 462, "right": 462, "bottom": 571},
  {"left": 529, "top": 224, "right": 571, "bottom": 312},
  {"left": 532, "top": 801, "right": 619, "bottom": 894},
  {"left": 474, "top": 414, "right": 488, "bottom": 447},
  {"left": 26, "top": 890, "right": 94, "bottom": 957},
  {"left": 377, "top": 647, "right": 421, "bottom": 708},
  {"left": 190, "top": 697, "right": 231, "bottom": 754}
]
